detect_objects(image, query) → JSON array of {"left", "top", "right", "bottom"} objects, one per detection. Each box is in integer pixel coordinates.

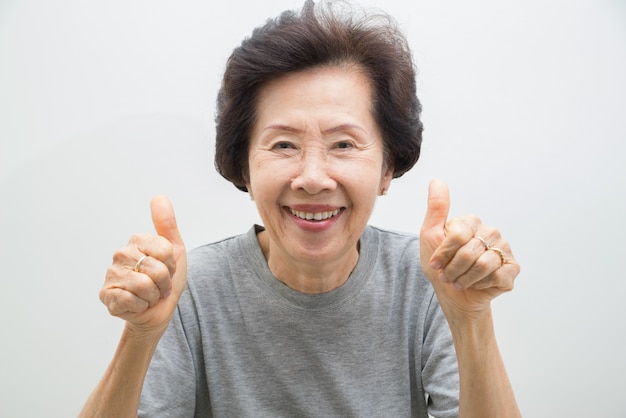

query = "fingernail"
[
  {"left": 454, "top": 282, "right": 463, "bottom": 290},
  {"left": 163, "top": 289, "right": 172, "bottom": 299},
  {"left": 438, "top": 272, "right": 449, "bottom": 283},
  {"left": 431, "top": 260, "right": 442, "bottom": 270}
]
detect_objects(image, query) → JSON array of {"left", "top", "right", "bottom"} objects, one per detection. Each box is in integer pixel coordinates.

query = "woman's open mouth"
[{"left": 288, "top": 208, "right": 342, "bottom": 221}]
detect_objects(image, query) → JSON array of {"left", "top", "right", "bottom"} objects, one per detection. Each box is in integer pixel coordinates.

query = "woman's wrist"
[
  {"left": 443, "top": 305, "right": 496, "bottom": 345},
  {"left": 123, "top": 321, "right": 169, "bottom": 347}
]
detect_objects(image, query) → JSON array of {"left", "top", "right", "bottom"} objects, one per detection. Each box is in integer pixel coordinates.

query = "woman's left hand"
[{"left": 419, "top": 179, "right": 521, "bottom": 321}]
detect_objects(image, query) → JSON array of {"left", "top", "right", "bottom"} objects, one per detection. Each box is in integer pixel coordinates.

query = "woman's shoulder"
[
  {"left": 188, "top": 225, "right": 258, "bottom": 258},
  {"left": 364, "top": 224, "right": 421, "bottom": 251},
  {"left": 361, "top": 225, "right": 424, "bottom": 275},
  {"left": 185, "top": 225, "right": 261, "bottom": 284},
  {"left": 361, "top": 225, "right": 433, "bottom": 308}
]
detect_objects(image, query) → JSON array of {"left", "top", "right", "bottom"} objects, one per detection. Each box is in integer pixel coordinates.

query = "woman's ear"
[{"left": 379, "top": 164, "right": 393, "bottom": 196}]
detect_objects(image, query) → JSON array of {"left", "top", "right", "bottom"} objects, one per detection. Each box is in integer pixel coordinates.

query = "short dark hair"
[{"left": 215, "top": 0, "right": 422, "bottom": 192}]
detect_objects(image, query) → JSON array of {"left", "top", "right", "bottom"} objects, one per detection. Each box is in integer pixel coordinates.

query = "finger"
[
  {"left": 111, "top": 242, "right": 174, "bottom": 299},
  {"left": 467, "top": 262, "right": 519, "bottom": 291},
  {"left": 437, "top": 226, "right": 499, "bottom": 282},
  {"left": 104, "top": 263, "right": 163, "bottom": 306},
  {"left": 456, "top": 240, "right": 518, "bottom": 289},
  {"left": 447, "top": 249, "right": 503, "bottom": 288},
  {"left": 131, "top": 255, "right": 173, "bottom": 300},
  {"left": 430, "top": 215, "right": 480, "bottom": 272},
  {"left": 151, "top": 195, "right": 184, "bottom": 247},
  {"left": 422, "top": 179, "right": 450, "bottom": 234},
  {"left": 105, "top": 287, "right": 149, "bottom": 316},
  {"left": 100, "top": 286, "right": 151, "bottom": 317},
  {"left": 128, "top": 234, "right": 176, "bottom": 278},
  {"left": 438, "top": 236, "right": 491, "bottom": 284}
]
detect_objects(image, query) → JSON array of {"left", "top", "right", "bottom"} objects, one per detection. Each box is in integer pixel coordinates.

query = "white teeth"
[{"left": 290, "top": 208, "right": 340, "bottom": 221}]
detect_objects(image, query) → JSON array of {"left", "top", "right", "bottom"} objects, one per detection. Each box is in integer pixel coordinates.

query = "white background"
[{"left": 1, "top": 0, "right": 625, "bottom": 416}]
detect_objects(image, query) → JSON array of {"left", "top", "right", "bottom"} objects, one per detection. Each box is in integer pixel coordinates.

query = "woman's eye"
[
  {"left": 274, "top": 142, "right": 293, "bottom": 150},
  {"left": 335, "top": 141, "right": 353, "bottom": 149}
]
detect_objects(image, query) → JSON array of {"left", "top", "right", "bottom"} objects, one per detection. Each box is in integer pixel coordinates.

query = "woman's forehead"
[{"left": 252, "top": 66, "right": 376, "bottom": 129}]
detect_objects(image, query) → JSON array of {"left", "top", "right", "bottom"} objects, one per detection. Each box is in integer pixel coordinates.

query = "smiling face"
[{"left": 247, "top": 65, "right": 393, "bottom": 289}]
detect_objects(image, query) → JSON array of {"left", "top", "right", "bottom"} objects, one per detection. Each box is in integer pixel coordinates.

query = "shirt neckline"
[{"left": 239, "top": 224, "right": 379, "bottom": 312}]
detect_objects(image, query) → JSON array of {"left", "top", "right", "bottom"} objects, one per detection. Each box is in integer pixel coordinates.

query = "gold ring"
[
  {"left": 488, "top": 247, "right": 506, "bottom": 266},
  {"left": 134, "top": 255, "right": 147, "bottom": 272},
  {"left": 473, "top": 236, "right": 489, "bottom": 251}
]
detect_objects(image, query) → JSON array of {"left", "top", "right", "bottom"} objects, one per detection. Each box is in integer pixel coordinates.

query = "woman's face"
[{"left": 247, "top": 65, "right": 393, "bottom": 271}]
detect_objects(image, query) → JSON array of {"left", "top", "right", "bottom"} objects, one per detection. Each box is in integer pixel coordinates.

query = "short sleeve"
[
  {"left": 421, "top": 293, "right": 460, "bottom": 418},
  {"left": 138, "top": 306, "right": 197, "bottom": 417}
]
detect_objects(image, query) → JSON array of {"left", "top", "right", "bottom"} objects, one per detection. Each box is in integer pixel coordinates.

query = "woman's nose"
[{"left": 290, "top": 151, "right": 337, "bottom": 194}]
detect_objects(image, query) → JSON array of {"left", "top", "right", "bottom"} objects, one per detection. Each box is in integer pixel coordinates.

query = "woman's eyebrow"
[
  {"left": 262, "top": 124, "right": 303, "bottom": 133},
  {"left": 261, "top": 123, "right": 367, "bottom": 136},
  {"left": 322, "top": 123, "right": 366, "bottom": 135}
]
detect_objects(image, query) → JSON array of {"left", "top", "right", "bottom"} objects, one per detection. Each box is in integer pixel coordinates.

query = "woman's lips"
[
  {"left": 284, "top": 206, "right": 345, "bottom": 231},
  {"left": 288, "top": 208, "right": 340, "bottom": 221}
]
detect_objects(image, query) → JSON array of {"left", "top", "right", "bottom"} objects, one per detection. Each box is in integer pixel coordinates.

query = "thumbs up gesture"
[
  {"left": 100, "top": 196, "right": 187, "bottom": 333},
  {"left": 420, "top": 180, "right": 520, "bottom": 319}
]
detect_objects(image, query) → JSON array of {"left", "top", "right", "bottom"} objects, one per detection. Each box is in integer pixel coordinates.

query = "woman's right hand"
[{"left": 99, "top": 196, "right": 187, "bottom": 335}]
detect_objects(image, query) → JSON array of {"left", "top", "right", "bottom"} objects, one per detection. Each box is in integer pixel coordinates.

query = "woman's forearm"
[
  {"left": 449, "top": 308, "right": 521, "bottom": 418},
  {"left": 79, "top": 325, "right": 164, "bottom": 418}
]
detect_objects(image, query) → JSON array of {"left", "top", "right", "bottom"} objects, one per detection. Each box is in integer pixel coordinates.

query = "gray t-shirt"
[{"left": 139, "top": 225, "right": 459, "bottom": 417}]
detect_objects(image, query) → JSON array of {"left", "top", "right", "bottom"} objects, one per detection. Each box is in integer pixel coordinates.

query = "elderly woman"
[{"left": 81, "top": 1, "right": 521, "bottom": 417}]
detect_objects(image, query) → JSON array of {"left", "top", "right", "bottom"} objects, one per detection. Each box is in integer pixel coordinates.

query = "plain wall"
[{"left": 1, "top": 0, "right": 625, "bottom": 416}]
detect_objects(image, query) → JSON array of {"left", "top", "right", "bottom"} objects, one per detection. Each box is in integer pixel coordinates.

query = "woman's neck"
[{"left": 256, "top": 229, "right": 359, "bottom": 294}]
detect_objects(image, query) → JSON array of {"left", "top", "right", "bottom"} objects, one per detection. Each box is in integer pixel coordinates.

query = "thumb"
[
  {"left": 150, "top": 195, "right": 184, "bottom": 246},
  {"left": 421, "top": 179, "right": 450, "bottom": 233}
]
